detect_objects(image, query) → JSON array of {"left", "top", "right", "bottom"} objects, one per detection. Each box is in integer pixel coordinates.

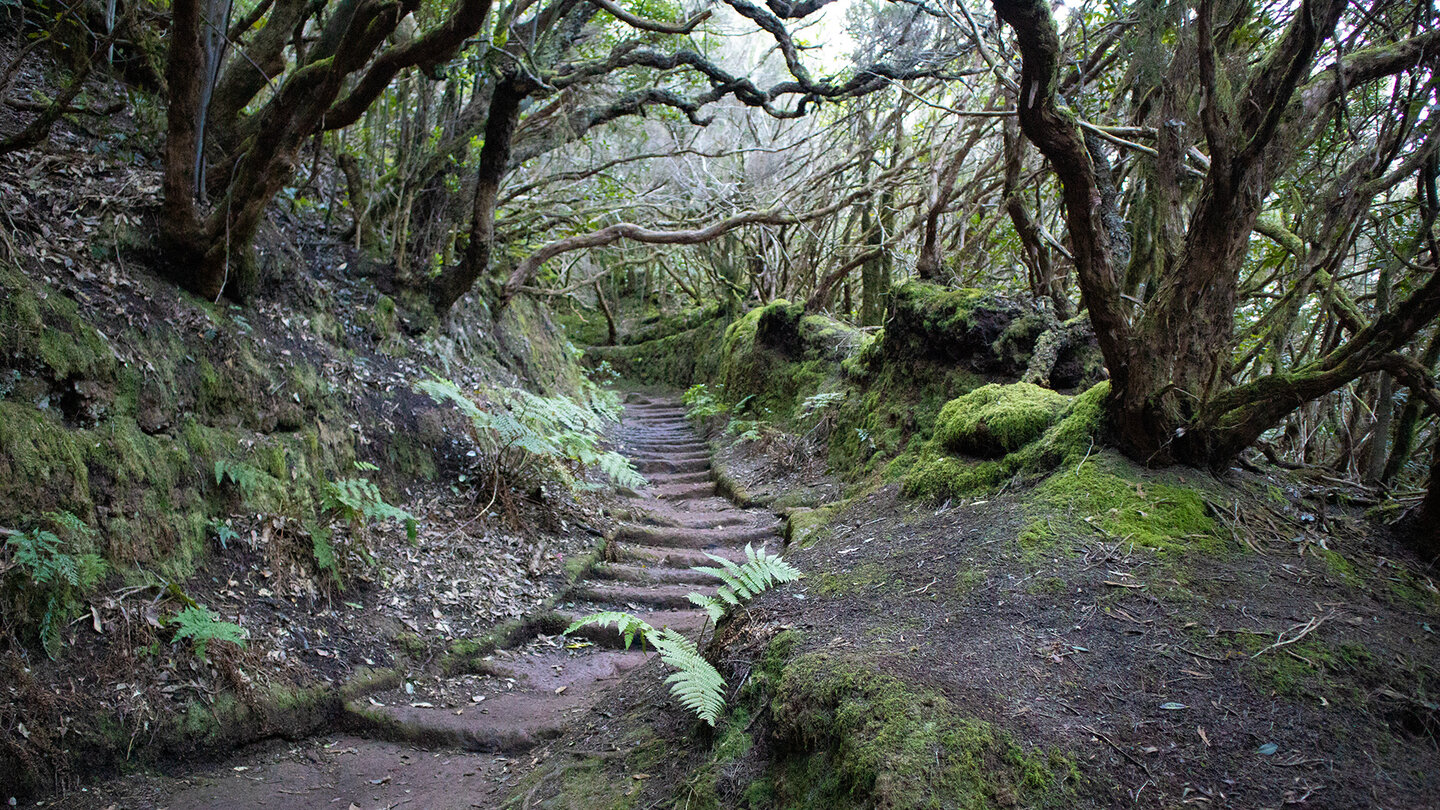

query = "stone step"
[
  {"left": 642, "top": 470, "right": 712, "bottom": 486},
  {"left": 589, "top": 561, "right": 719, "bottom": 586},
  {"left": 626, "top": 450, "right": 711, "bottom": 462},
  {"left": 632, "top": 457, "right": 710, "bottom": 474},
  {"left": 570, "top": 581, "right": 709, "bottom": 610},
  {"left": 615, "top": 543, "right": 748, "bottom": 568},
  {"left": 344, "top": 648, "right": 645, "bottom": 753},
  {"left": 614, "top": 522, "right": 779, "bottom": 550},
  {"left": 559, "top": 609, "right": 709, "bottom": 648},
  {"left": 623, "top": 438, "right": 709, "bottom": 451},
  {"left": 651, "top": 481, "right": 717, "bottom": 501}
]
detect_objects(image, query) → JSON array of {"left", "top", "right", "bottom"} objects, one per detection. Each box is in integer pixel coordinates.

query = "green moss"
[
  {"left": 1319, "top": 548, "right": 1362, "bottom": 586},
  {"left": 785, "top": 504, "right": 841, "bottom": 547},
  {"left": 0, "top": 264, "right": 113, "bottom": 382},
  {"left": 902, "top": 382, "right": 1109, "bottom": 502},
  {"left": 768, "top": 653, "right": 1077, "bottom": 809},
  {"left": 1023, "top": 455, "right": 1218, "bottom": 556},
  {"left": 0, "top": 402, "right": 93, "bottom": 525},
  {"left": 713, "top": 708, "right": 755, "bottom": 762},
  {"left": 934, "top": 383, "right": 1070, "bottom": 458},
  {"left": 954, "top": 568, "right": 986, "bottom": 596},
  {"left": 903, "top": 456, "right": 1006, "bottom": 501},
  {"left": 813, "top": 562, "right": 891, "bottom": 596},
  {"left": 1226, "top": 633, "right": 1388, "bottom": 703},
  {"left": 1026, "top": 576, "right": 1068, "bottom": 595}
]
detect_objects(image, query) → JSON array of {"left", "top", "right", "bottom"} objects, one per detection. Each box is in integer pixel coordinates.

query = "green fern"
[
  {"left": 563, "top": 545, "right": 801, "bottom": 726},
  {"left": 323, "top": 477, "right": 419, "bottom": 542},
  {"left": 170, "top": 605, "right": 247, "bottom": 661},
  {"left": 564, "top": 610, "right": 654, "bottom": 650},
  {"left": 416, "top": 372, "right": 646, "bottom": 491},
  {"left": 4, "top": 512, "right": 107, "bottom": 658},
  {"left": 651, "top": 628, "right": 727, "bottom": 725},
  {"left": 213, "top": 458, "right": 266, "bottom": 501},
  {"left": 688, "top": 543, "right": 803, "bottom": 624}
]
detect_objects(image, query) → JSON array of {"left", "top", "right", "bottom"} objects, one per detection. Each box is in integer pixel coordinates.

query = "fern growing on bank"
[
  {"left": 3, "top": 512, "right": 107, "bottom": 658},
  {"left": 652, "top": 628, "right": 727, "bottom": 724},
  {"left": 170, "top": 605, "right": 248, "bottom": 661},
  {"left": 415, "top": 373, "right": 646, "bottom": 492},
  {"left": 565, "top": 544, "right": 801, "bottom": 725}
]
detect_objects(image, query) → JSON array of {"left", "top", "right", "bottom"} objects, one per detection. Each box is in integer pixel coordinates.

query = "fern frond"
[
  {"left": 692, "top": 545, "right": 802, "bottom": 623},
  {"left": 651, "top": 629, "right": 726, "bottom": 726},
  {"left": 170, "top": 605, "right": 248, "bottom": 661},
  {"left": 687, "top": 593, "right": 725, "bottom": 624},
  {"left": 564, "top": 610, "right": 654, "bottom": 650}
]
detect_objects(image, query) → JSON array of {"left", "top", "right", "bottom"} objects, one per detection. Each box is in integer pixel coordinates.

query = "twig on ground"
[{"left": 1252, "top": 614, "right": 1330, "bottom": 658}]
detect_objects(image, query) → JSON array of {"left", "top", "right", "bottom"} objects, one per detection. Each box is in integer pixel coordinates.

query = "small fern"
[
  {"left": 213, "top": 458, "right": 266, "bottom": 501},
  {"left": 4, "top": 512, "right": 107, "bottom": 658},
  {"left": 688, "top": 543, "right": 803, "bottom": 624},
  {"left": 564, "top": 610, "right": 654, "bottom": 650},
  {"left": 170, "top": 605, "right": 247, "bottom": 661},
  {"left": 416, "top": 372, "right": 645, "bottom": 491},
  {"left": 323, "top": 477, "right": 419, "bottom": 542},
  {"left": 564, "top": 545, "right": 801, "bottom": 726}
]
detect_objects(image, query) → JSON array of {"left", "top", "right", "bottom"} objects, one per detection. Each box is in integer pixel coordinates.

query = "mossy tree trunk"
[
  {"left": 993, "top": 0, "right": 1440, "bottom": 469},
  {"left": 158, "top": 0, "right": 497, "bottom": 301}
]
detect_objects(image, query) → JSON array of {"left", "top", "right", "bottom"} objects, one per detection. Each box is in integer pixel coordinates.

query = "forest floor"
[{"left": 33, "top": 398, "right": 1440, "bottom": 809}]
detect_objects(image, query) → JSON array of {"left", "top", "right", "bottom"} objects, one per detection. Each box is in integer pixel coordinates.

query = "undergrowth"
[
  {"left": 417, "top": 373, "right": 645, "bottom": 495},
  {"left": 566, "top": 544, "right": 802, "bottom": 725},
  {"left": 2, "top": 511, "right": 107, "bottom": 658}
]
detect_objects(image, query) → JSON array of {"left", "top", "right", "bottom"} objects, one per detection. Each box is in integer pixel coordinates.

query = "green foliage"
[
  {"left": 322, "top": 477, "right": 419, "bottom": 543},
  {"left": 683, "top": 382, "right": 729, "bottom": 421},
  {"left": 652, "top": 628, "right": 728, "bottom": 725},
  {"left": 214, "top": 458, "right": 267, "bottom": 501},
  {"left": 4, "top": 512, "right": 107, "bottom": 658},
  {"left": 566, "top": 545, "right": 801, "bottom": 725},
  {"left": 688, "top": 543, "right": 803, "bottom": 623},
  {"left": 416, "top": 373, "right": 645, "bottom": 491},
  {"left": 933, "top": 383, "right": 1070, "bottom": 458},
  {"left": 566, "top": 610, "right": 654, "bottom": 650},
  {"left": 169, "top": 605, "right": 247, "bottom": 662},
  {"left": 903, "top": 382, "right": 1109, "bottom": 501},
  {"left": 769, "top": 653, "right": 1076, "bottom": 808},
  {"left": 1019, "top": 454, "right": 1219, "bottom": 557}
]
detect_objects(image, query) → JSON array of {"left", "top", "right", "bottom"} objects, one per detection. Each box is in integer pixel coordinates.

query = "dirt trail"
[{"left": 54, "top": 394, "right": 779, "bottom": 809}]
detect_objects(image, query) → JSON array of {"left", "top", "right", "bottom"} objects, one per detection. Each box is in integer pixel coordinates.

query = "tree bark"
[
  {"left": 429, "top": 73, "right": 529, "bottom": 314},
  {"left": 1413, "top": 442, "right": 1440, "bottom": 558},
  {"left": 159, "top": 0, "right": 217, "bottom": 298}
]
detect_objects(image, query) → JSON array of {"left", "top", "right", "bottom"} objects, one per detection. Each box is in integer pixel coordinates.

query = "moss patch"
[
  {"left": 785, "top": 504, "right": 842, "bottom": 548},
  {"left": 1020, "top": 455, "right": 1219, "bottom": 557},
  {"left": 812, "top": 562, "right": 891, "bottom": 597},
  {"left": 933, "top": 383, "right": 1070, "bottom": 458},
  {"left": 902, "top": 382, "right": 1109, "bottom": 502},
  {"left": 768, "top": 652, "right": 1077, "bottom": 809}
]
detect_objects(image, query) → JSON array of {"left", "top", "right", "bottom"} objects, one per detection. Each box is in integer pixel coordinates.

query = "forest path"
[{"left": 58, "top": 394, "right": 779, "bottom": 809}]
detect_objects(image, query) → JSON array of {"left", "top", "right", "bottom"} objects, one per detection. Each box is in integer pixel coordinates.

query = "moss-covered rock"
[
  {"left": 768, "top": 652, "right": 1077, "bottom": 809},
  {"left": 903, "top": 382, "right": 1109, "bottom": 501},
  {"left": 933, "top": 383, "right": 1070, "bottom": 458},
  {"left": 1019, "top": 454, "right": 1219, "bottom": 557}
]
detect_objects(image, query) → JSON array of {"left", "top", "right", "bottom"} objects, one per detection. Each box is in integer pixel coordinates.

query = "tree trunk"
[
  {"left": 159, "top": 0, "right": 220, "bottom": 298},
  {"left": 429, "top": 73, "right": 528, "bottom": 314},
  {"left": 1413, "top": 442, "right": 1440, "bottom": 558},
  {"left": 1381, "top": 328, "right": 1440, "bottom": 485}
]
